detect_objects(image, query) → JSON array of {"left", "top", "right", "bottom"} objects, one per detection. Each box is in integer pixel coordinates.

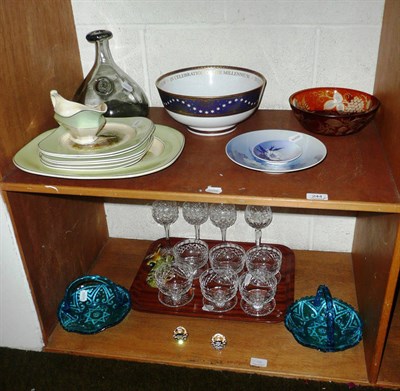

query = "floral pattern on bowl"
[
  {"left": 252, "top": 140, "right": 302, "bottom": 164},
  {"left": 289, "top": 87, "right": 380, "bottom": 136}
]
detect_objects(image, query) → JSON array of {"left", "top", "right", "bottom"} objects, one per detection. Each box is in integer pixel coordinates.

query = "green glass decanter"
[{"left": 74, "top": 30, "right": 149, "bottom": 117}]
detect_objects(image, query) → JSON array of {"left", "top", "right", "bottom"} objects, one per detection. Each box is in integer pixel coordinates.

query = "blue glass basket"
[
  {"left": 284, "top": 285, "right": 363, "bottom": 352},
  {"left": 58, "top": 275, "right": 131, "bottom": 334}
]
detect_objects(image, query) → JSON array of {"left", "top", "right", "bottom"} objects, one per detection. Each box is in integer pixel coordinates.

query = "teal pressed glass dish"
[
  {"left": 58, "top": 275, "right": 131, "bottom": 334},
  {"left": 284, "top": 285, "right": 363, "bottom": 352}
]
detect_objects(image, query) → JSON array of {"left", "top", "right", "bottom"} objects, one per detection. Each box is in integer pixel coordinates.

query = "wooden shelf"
[
  {"left": 3, "top": 101, "right": 400, "bottom": 389},
  {"left": 45, "top": 238, "right": 372, "bottom": 385},
  {"left": 1, "top": 0, "right": 399, "bottom": 388},
  {"left": 2, "top": 109, "right": 400, "bottom": 213}
]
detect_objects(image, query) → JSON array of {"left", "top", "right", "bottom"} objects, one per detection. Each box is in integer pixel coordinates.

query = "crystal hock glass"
[
  {"left": 209, "top": 203, "right": 237, "bottom": 242},
  {"left": 244, "top": 205, "right": 273, "bottom": 246},
  {"left": 182, "top": 202, "right": 209, "bottom": 240},
  {"left": 152, "top": 200, "right": 179, "bottom": 254}
]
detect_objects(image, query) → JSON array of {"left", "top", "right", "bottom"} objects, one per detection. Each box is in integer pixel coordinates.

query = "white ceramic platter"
[
  {"left": 225, "top": 129, "right": 327, "bottom": 173},
  {"left": 13, "top": 125, "right": 184, "bottom": 179},
  {"left": 38, "top": 117, "right": 155, "bottom": 159}
]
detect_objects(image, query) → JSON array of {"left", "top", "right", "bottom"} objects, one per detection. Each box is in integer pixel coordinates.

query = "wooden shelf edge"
[
  {"left": 43, "top": 343, "right": 372, "bottom": 387},
  {"left": 2, "top": 181, "right": 400, "bottom": 213},
  {"left": 377, "top": 285, "right": 400, "bottom": 388},
  {"left": 2, "top": 109, "right": 400, "bottom": 213}
]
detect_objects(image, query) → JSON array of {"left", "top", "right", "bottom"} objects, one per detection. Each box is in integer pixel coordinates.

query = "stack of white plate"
[{"left": 38, "top": 117, "right": 156, "bottom": 171}]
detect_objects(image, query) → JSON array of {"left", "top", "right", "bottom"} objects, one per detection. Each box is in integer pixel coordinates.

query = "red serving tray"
[{"left": 129, "top": 238, "right": 295, "bottom": 323}]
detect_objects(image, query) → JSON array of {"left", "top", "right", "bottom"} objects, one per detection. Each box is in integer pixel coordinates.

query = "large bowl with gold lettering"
[{"left": 155, "top": 65, "right": 266, "bottom": 136}]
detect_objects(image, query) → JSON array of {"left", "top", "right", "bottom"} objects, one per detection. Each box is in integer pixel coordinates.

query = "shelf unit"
[{"left": 1, "top": 0, "right": 399, "bottom": 388}]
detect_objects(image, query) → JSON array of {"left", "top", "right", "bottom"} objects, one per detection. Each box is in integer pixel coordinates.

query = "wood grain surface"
[{"left": 130, "top": 238, "right": 294, "bottom": 323}]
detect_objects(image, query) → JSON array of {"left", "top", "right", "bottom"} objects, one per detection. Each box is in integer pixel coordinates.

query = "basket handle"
[{"left": 313, "top": 285, "right": 335, "bottom": 348}]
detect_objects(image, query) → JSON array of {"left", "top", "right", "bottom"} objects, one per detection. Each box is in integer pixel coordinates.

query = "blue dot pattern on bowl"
[
  {"left": 158, "top": 88, "right": 263, "bottom": 117},
  {"left": 57, "top": 275, "right": 131, "bottom": 334}
]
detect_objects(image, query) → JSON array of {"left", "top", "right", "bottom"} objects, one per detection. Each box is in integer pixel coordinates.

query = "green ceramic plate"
[
  {"left": 13, "top": 125, "right": 184, "bottom": 179},
  {"left": 38, "top": 117, "right": 155, "bottom": 158}
]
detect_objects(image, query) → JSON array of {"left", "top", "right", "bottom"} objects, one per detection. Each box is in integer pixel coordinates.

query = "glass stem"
[
  {"left": 255, "top": 229, "right": 262, "bottom": 246},
  {"left": 164, "top": 224, "right": 171, "bottom": 246},
  {"left": 171, "top": 294, "right": 180, "bottom": 304},
  {"left": 194, "top": 224, "right": 200, "bottom": 240},
  {"left": 221, "top": 228, "right": 227, "bottom": 242}
]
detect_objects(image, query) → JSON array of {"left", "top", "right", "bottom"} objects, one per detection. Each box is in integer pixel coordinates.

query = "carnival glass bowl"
[
  {"left": 57, "top": 275, "right": 131, "bottom": 334},
  {"left": 284, "top": 285, "right": 363, "bottom": 352},
  {"left": 155, "top": 65, "right": 266, "bottom": 136},
  {"left": 289, "top": 87, "right": 380, "bottom": 136}
]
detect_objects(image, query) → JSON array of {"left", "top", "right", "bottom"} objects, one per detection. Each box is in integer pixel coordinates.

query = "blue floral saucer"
[
  {"left": 225, "top": 129, "right": 327, "bottom": 173},
  {"left": 57, "top": 275, "right": 131, "bottom": 334}
]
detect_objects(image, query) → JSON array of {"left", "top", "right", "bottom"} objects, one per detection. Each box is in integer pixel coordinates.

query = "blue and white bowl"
[
  {"left": 252, "top": 140, "right": 302, "bottom": 164},
  {"left": 156, "top": 65, "right": 266, "bottom": 136}
]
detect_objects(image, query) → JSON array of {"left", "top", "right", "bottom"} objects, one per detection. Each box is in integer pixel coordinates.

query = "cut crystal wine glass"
[
  {"left": 244, "top": 205, "right": 273, "bottom": 246},
  {"left": 152, "top": 200, "right": 179, "bottom": 254},
  {"left": 246, "top": 244, "right": 282, "bottom": 284},
  {"left": 209, "top": 242, "right": 246, "bottom": 275},
  {"left": 182, "top": 202, "right": 209, "bottom": 240},
  {"left": 209, "top": 203, "right": 237, "bottom": 242},
  {"left": 239, "top": 273, "right": 277, "bottom": 317},
  {"left": 200, "top": 268, "right": 239, "bottom": 313},
  {"left": 155, "top": 262, "right": 194, "bottom": 307},
  {"left": 173, "top": 239, "right": 209, "bottom": 279}
]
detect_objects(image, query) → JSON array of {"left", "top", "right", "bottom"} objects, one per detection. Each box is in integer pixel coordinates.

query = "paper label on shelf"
[
  {"left": 79, "top": 289, "right": 88, "bottom": 302},
  {"left": 306, "top": 193, "right": 329, "bottom": 201},
  {"left": 250, "top": 357, "right": 268, "bottom": 367},
  {"left": 205, "top": 186, "right": 222, "bottom": 194}
]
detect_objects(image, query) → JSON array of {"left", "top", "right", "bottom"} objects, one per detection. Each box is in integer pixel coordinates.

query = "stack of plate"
[{"left": 38, "top": 117, "right": 156, "bottom": 171}]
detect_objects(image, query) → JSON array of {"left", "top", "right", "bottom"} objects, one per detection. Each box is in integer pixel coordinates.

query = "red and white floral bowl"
[{"left": 289, "top": 87, "right": 380, "bottom": 136}]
